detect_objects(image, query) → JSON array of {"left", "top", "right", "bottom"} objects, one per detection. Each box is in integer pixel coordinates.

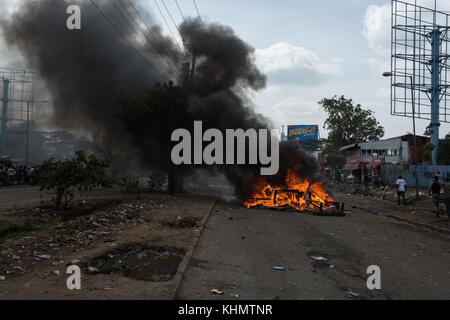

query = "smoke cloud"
[{"left": 1, "top": 0, "right": 323, "bottom": 196}]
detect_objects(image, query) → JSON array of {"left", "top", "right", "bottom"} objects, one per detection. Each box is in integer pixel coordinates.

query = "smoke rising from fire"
[{"left": 1, "top": 0, "right": 323, "bottom": 195}]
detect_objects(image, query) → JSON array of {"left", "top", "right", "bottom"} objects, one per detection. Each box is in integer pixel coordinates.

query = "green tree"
[
  {"left": 319, "top": 96, "right": 385, "bottom": 167},
  {"left": 117, "top": 82, "right": 190, "bottom": 194},
  {"left": 421, "top": 142, "right": 435, "bottom": 164},
  {"left": 439, "top": 133, "right": 450, "bottom": 164},
  {"left": 39, "top": 151, "right": 109, "bottom": 209}
]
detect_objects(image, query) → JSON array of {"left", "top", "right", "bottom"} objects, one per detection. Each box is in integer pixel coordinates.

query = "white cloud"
[
  {"left": 364, "top": 58, "right": 390, "bottom": 75},
  {"left": 376, "top": 87, "right": 391, "bottom": 99},
  {"left": 363, "top": 1, "right": 450, "bottom": 56},
  {"left": 363, "top": 4, "right": 391, "bottom": 55},
  {"left": 272, "top": 98, "right": 324, "bottom": 124},
  {"left": 254, "top": 42, "right": 343, "bottom": 86}
]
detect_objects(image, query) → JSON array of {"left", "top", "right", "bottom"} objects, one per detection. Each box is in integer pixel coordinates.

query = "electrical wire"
[
  {"left": 192, "top": 0, "right": 201, "bottom": 20},
  {"left": 115, "top": 0, "right": 179, "bottom": 77},
  {"left": 88, "top": 0, "right": 168, "bottom": 81},
  {"left": 160, "top": 0, "right": 182, "bottom": 33},
  {"left": 127, "top": 0, "right": 182, "bottom": 54},
  {"left": 153, "top": 0, "right": 183, "bottom": 49},
  {"left": 174, "top": 0, "right": 185, "bottom": 22}
]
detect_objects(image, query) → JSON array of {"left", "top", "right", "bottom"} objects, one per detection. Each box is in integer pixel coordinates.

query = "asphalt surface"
[{"left": 177, "top": 197, "right": 450, "bottom": 300}]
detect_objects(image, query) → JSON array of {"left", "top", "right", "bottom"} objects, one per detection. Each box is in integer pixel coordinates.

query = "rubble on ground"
[{"left": 0, "top": 198, "right": 166, "bottom": 276}]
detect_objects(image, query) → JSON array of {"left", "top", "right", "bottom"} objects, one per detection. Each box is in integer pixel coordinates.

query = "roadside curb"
[
  {"left": 388, "top": 215, "right": 450, "bottom": 235},
  {"left": 171, "top": 197, "right": 218, "bottom": 300}
]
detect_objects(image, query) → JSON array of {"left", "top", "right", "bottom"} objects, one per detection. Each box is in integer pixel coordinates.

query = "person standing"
[
  {"left": 373, "top": 174, "right": 380, "bottom": 189},
  {"left": 396, "top": 175, "right": 407, "bottom": 206},
  {"left": 6, "top": 166, "right": 16, "bottom": 187},
  {"left": 429, "top": 176, "right": 442, "bottom": 218}
]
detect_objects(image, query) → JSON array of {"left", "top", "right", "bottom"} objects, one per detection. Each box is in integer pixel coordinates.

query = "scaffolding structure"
[
  {"left": 391, "top": 0, "right": 450, "bottom": 165},
  {"left": 0, "top": 67, "right": 34, "bottom": 160}
]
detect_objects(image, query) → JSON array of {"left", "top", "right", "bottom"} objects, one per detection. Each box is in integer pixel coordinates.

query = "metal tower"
[
  {"left": 0, "top": 67, "right": 34, "bottom": 158},
  {"left": 390, "top": 0, "right": 450, "bottom": 165}
]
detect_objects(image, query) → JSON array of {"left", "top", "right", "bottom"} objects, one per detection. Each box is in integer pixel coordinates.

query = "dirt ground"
[
  {"left": 332, "top": 182, "right": 450, "bottom": 231},
  {"left": 0, "top": 188, "right": 216, "bottom": 300}
]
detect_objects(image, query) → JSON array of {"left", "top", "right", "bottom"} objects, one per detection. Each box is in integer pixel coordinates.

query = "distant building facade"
[{"left": 339, "top": 134, "right": 429, "bottom": 180}]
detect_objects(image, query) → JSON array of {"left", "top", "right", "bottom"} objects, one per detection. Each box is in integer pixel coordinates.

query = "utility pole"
[
  {"left": 26, "top": 101, "right": 30, "bottom": 166},
  {"left": 168, "top": 50, "right": 196, "bottom": 195},
  {"left": 430, "top": 29, "right": 442, "bottom": 166},
  {"left": 176, "top": 51, "right": 196, "bottom": 194},
  {"left": 0, "top": 79, "right": 10, "bottom": 157}
]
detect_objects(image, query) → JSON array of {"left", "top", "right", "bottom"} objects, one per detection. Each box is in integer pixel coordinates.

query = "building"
[{"left": 339, "top": 134, "right": 429, "bottom": 180}]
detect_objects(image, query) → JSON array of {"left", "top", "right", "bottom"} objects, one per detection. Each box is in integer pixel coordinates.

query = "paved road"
[{"left": 177, "top": 197, "right": 450, "bottom": 300}]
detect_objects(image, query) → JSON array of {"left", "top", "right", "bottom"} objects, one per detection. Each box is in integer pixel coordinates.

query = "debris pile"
[{"left": 0, "top": 198, "right": 165, "bottom": 276}]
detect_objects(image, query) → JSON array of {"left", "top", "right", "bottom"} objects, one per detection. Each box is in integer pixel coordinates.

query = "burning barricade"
[{"left": 244, "top": 170, "right": 344, "bottom": 216}]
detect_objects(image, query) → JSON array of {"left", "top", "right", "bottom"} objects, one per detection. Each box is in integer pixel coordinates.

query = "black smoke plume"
[{"left": 1, "top": 0, "right": 323, "bottom": 196}]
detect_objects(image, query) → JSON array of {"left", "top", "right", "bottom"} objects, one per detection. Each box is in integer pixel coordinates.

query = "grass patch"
[{"left": 0, "top": 218, "right": 37, "bottom": 241}]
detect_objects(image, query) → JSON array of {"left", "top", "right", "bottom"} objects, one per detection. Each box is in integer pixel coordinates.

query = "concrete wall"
[
  {"left": 409, "top": 165, "right": 450, "bottom": 187},
  {"left": 380, "top": 164, "right": 450, "bottom": 188}
]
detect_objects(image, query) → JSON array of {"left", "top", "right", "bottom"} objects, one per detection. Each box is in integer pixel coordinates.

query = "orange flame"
[{"left": 244, "top": 170, "right": 335, "bottom": 213}]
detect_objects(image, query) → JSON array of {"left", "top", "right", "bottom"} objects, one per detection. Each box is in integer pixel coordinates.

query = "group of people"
[
  {"left": 0, "top": 165, "right": 39, "bottom": 187},
  {"left": 396, "top": 175, "right": 450, "bottom": 219}
]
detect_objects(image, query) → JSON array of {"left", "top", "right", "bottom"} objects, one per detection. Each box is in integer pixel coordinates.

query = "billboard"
[
  {"left": 288, "top": 125, "right": 319, "bottom": 141},
  {"left": 287, "top": 125, "right": 320, "bottom": 152}
]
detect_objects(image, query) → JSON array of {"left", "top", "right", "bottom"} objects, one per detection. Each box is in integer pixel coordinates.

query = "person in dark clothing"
[
  {"left": 373, "top": 174, "right": 380, "bottom": 189},
  {"left": 429, "top": 176, "right": 442, "bottom": 218}
]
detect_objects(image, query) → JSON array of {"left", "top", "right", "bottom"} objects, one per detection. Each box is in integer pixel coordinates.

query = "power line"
[
  {"left": 88, "top": 0, "right": 168, "bottom": 81},
  {"left": 153, "top": 0, "right": 183, "bottom": 49},
  {"left": 174, "top": 0, "right": 185, "bottom": 22},
  {"left": 192, "top": 0, "right": 201, "bottom": 20},
  {"left": 127, "top": 0, "right": 182, "bottom": 54},
  {"left": 114, "top": 0, "right": 179, "bottom": 77},
  {"left": 160, "top": 0, "right": 181, "bottom": 33}
]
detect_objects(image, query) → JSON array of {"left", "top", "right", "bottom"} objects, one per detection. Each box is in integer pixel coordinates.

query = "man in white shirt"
[{"left": 396, "top": 175, "right": 407, "bottom": 206}]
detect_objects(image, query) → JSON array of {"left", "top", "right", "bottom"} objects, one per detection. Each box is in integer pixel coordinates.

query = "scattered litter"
[
  {"left": 87, "top": 266, "right": 100, "bottom": 274},
  {"left": 0, "top": 276, "right": 5, "bottom": 281},
  {"left": 13, "top": 266, "right": 26, "bottom": 273},
  {"left": 330, "top": 265, "right": 335, "bottom": 269},
  {"left": 272, "top": 266, "right": 288, "bottom": 271},
  {"left": 211, "top": 289, "right": 224, "bottom": 295},
  {"left": 347, "top": 290, "right": 360, "bottom": 298},
  {"left": 229, "top": 293, "right": 240, "bottom": 299},
  {"left": 71, "top": 260, "right": 80, "bottom": 265},
  {"left": 310, "top": 255, "right": 328, "bottom": 262},
  {"left": 53, "top": 270, "right": 61, "bottom": 276},
  {"left": 88, "top": 246, "right": 184, "bottom": 282},
  {"left": 52, "top": 261, "right": 64, "bottom": 266},
  {"left": 36, "top": 254, "right": 51, "bottom": 260}
]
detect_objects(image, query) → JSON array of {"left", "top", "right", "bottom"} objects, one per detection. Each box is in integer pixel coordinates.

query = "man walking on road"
[
  {"left": 396, "top": 176, "right": 407, "bottom": 206},
  {"left": 429, "top": 176, "right": 442, "bottom": 218}
]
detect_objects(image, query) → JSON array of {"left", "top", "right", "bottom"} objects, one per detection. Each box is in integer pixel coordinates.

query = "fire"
[{"left": 244, "top": 170, "right": 336, "bottom": 214}]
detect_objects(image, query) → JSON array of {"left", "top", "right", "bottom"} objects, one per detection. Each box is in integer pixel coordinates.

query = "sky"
[{"left": 1, "top": 0, "right": 450, "bottom": 140}]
